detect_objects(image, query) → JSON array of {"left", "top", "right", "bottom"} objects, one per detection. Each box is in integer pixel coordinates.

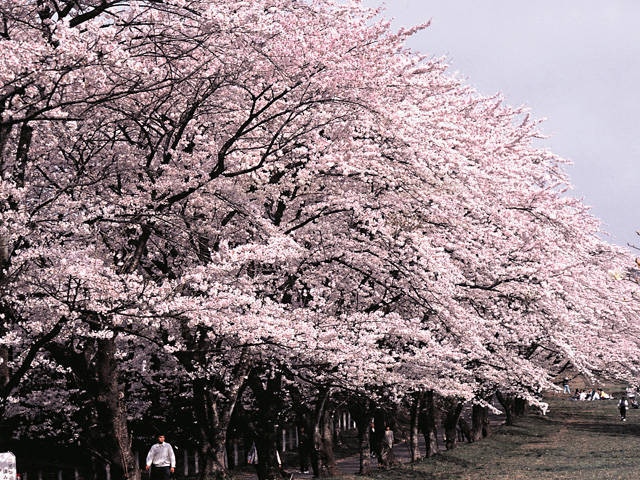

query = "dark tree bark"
[
  {"left": 496, "top": 390, "right": 515, "bottom": 426},
  {"left": 471, "top": 403, "right": 490, "bottom": 442},
  {"left": 287, "top": 385, "right": 314, "bottom": 475},
  {"left": 372, "top": 411, "right": 385, "bottom": 466},
  {"left": 192, "top": 375, "right": 247, "bottom": 480},
  {"left": 347, "top": 396, "right": 375, "bottom": 475},
  {"left": 312, "top": 389, "right": 337, "bottom": 478},
  {"left": 442, "top": 398, "right": 463, "bottom": 450},
  {"left": 515, "top": 397, "right": 527, "bottom": 416},
  {"left": 319, "top": 409, "right": 337, "bottom": 476},
  {"left": 408, "top": 391, "right": 423, "bottom": 462},
  {"left": 47, "top": 327, "right": 139, "bottom": 480},
  {"left": 247, "top": 370, "right": 285, "bottom": 480},
  {"left": 418, "top": 390, "right": 439, "bottom": 457},
  {"left": 173, "top": 323, "right": 252, "bottom": 480},
  {"left": 94, "top": 335, "right": 140, "bottom": 480},
  {"left": 457, "top": 416, "right": 472, "bottom": 443}
]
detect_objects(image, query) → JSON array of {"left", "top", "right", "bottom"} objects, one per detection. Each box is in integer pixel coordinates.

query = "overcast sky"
[{"left": 362, "top": 0, "right": 640, "bottom": 249}]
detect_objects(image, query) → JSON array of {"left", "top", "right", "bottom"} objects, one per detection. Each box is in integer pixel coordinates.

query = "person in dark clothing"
[
  {"left": 619, "top": 397, "right": 629, "bottom": 421},
  {"left": 368, "top": 421, "right": 376, "bottom": 458}
]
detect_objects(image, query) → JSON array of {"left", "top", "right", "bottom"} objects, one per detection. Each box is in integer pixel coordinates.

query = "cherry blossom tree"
[
  {"left": 3, "top": 1, "right": 640, "bottom": 479},
  {"left": 1, "top": 1, "right": 427, "bottom": 478}
]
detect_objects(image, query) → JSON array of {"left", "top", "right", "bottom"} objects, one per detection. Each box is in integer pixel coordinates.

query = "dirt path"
[{"left": 232, "top": 438, "right": 422, "bottom": 480}]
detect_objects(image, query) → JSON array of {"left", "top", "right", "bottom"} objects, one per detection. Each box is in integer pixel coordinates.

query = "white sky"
[{"left": 362, "top": 0, "right": 640, "bottom": 249}]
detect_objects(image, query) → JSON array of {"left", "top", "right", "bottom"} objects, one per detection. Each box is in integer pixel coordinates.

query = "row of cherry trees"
[{"left": 1, "top": 1, "right": 640, "bottom": 479}]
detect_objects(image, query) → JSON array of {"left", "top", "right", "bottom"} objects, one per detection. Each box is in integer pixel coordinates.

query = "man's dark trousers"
[{"left": 150, "top": 466, "right": 171, "bottom": 480}]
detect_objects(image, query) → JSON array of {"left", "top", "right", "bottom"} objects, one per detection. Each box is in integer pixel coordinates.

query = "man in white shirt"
[{"left": 145, "top": 434, "right": 176, "bottom": 480}]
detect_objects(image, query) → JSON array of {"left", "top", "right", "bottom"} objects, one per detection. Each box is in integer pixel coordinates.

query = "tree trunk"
[
  {"left": 419, "top": 390, "right": 438, "bottom": 457},
  {"left": 0, "top": 344, "right": 9, "bottom": 450},
  {"left": 47, "top": 329, "right": 139, "bottom": 480},
  {"left": 356, "top": 420, "right": 373, "bottom": 475},
  {"left": 253, "top": 435, "right": 280, "bottom": 480},
  {"left": 247, "top": 370, "right": 286, "bottom": 480},
  {"left": 457, "top": 417, "right": 472, "bottom": 444},
  {"left": 14, "top": 121, "right": 33, "bottom": 188},
  {"left": 372, "top": 411, "right": 384, "bottom": 466},
  {"left": 94, "top": 335, "right": 140, "bottom": 480},
  {"left": 408, "top": 392, "right": 423, "bottom": 462},
  {"left": 318, "top": 409, "right": 337, "bottom": 476},
  {"left": 496, "top": 390, "right": 515, "bottom": 426},
  {"left": 308, "top": 389, "right": 337, "bottom": 478},
  {"left": 471, "top": 404, "right": 490, "bottom": 442},
  {"left": 193, "top": 378, "right": 243, "bottom": 480},
  {"left": 348, "top": 397, "right": 374, "bottom": 475},
  {"left": 442, "top": 398, "right": 463, "bottom": 450},
  {"left": 287, "top": 385, "right": 314, "bottom": 475}
]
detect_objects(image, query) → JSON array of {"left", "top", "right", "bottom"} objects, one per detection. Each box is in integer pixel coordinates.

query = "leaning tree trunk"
[
  {"left": 442, "top": 398, "right": 463, "bottom": 450},
  {"left": 93, "top": 228, "right": 149, "bottom": 480},
  {"left": 419, "top": 390, "right": 439, "bottom": 457}
]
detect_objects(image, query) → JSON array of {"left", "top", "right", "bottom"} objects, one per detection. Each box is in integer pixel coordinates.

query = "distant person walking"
[
  {"left": 618, "top": 398, "right": 629, "bottom": 422},
  {"left": 383, "top": 426, "right": 394, "bottom": 450},
  {"left": 381, "top": 425, "right": 396, "bottom": 467},
  {"left": 368, "top": 421, "right": 376, "bottom": 458},
  {"left": 146, "top": 434, "right": 176, "bottom": 480},
  {"left": 562, "top": 377, "right": 570, "bottom": 394}
]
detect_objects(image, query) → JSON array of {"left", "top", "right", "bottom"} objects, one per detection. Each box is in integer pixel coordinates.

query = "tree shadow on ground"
[{"left": 565, "top": 421, "right": 640, "bottom": 437}]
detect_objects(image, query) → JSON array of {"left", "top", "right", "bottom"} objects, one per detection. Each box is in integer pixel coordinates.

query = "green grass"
[{"left": 336, "top": 396, "right": 640, "bottom": 480}]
